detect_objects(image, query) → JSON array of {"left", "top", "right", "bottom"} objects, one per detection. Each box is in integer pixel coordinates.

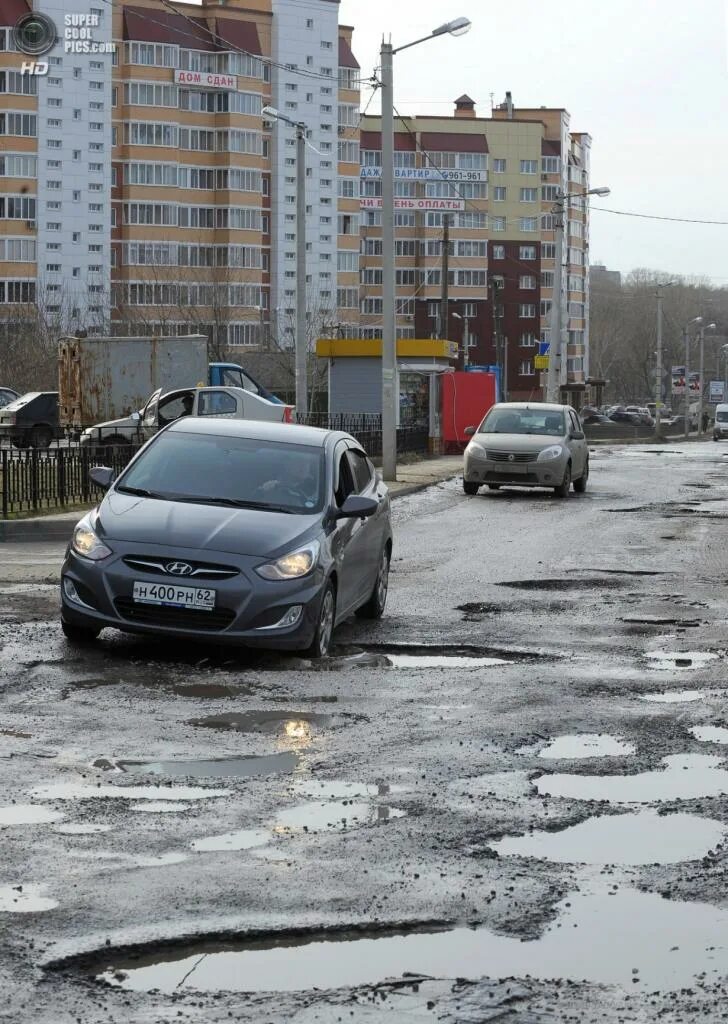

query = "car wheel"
[
  {"left": 554, "top": 463, "right": 571, "bottom": 499},
  {"left": 11, "top": 435, "right": 29, "bottom": 449},
  {"left": 463, "top": 480, "right": 479, "bottom": 495},
  {"left": 487, "top": 484, "right": 501, "bottom": 491},
  {"left": 61, "top": 619, "right": 100, "bottom": 643},
  {"left": 573, "top": 458, "right": 589, "bottom": 493},
  {"left": 305, "top": 581, "right": 336, "bottom": 659},
  {"left": 29, "top": 426, "right": 52, "bottom": 449},
  {"left": 356, "top": 545, "right": 390, "bottom": 620}
]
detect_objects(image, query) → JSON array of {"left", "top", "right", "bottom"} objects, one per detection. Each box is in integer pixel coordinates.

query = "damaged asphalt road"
[{"left": 3, "top": 443, "right": 728, "bottom": 1022}]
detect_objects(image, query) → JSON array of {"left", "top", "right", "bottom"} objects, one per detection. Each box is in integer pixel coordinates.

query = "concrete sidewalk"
[{"left": 0, "top": 455, "right": 464, "bottom": 543}]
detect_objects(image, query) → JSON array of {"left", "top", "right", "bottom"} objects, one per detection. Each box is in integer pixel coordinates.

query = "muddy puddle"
[
  {"left": 383, "top": 654, "right": 513, "bottom": 669},
  {"left": 188, "top": 711, "right": 330, "bottom": 737},
  {"left": 191, "top": 829, "right": 270, "bottom": 853},
  {"left": 31, "top": 782, "right": 231, "bottom": 802},
  {"left": 0, "top": 805, "right": 63, "bottom": 827},
  {"left": 117, "top": 752, "right": 298, "bottom": 779},
  {"left": 535, "top": 753, "right": 728, "bottom": 802},
  {"left": 645, "top": 650, "right": 720, "bottom": 669},
  {"left": 93, "top": 886, "right": 728, "bottom": 992},
  {"left": 491, "top": 810, "right": 726, "bottom": 864},
  {"left": 538, "top": 734, "right": 635, "bottom": 759},
  {"left": 638, "top": 690, "right": 705, "bottom": 703},
  {"left": 691, "top": 726, "right": 728, "bottom": 745},
  {"left": 0, "top": 884, "right": 58, "bottom": 914},
  {"left": 496, "top": 577, "right": 625, "bottom": 591},
  {"left": 274, "top": 801, "right": 406, "bottom": 834},
  {"left": 621, "top": 615, "right": 699, "bottom": 627}
]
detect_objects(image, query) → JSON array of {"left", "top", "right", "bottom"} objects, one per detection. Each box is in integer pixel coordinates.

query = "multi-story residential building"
[{"left": 358, "top": 93, "right": 592, "bottom": 403}]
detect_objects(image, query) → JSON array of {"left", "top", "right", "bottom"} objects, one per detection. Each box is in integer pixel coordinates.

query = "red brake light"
[{"left": 283, "top": 406, "right": 294, "bottom": 423}]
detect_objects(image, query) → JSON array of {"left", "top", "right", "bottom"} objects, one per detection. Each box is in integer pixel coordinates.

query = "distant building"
[{"left": 590, "top": 265, "right": 622, "bottom": 288}]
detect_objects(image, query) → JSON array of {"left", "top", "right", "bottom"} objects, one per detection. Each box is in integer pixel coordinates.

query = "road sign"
[
  {"left": 709, "top": 380, "right": 725, "bottom": 403},
  {"left": 534, "top": 355, "right": 549, "bottom": 370}
]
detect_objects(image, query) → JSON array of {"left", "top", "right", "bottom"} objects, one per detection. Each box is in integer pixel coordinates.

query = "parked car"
[
  {"left": 0, "top": 387, "right": 19, "bottom": 410},
  {"left": 713, "top": 404, "right": 728, "bottom": 441},
  {"left": 582, "top": 413, "right": 613, "bottom": 426},
  {"left": 625, "top": 406, "right": 654, "bottom": 426},
  {"left": 60, "top": 419, "right": 392, "bottom": 658},
  {"left": 609, "top": 408, "right": 642, "bottom": 425},
  {"left": 79, "top": 386, "right": 294, "bottom": 446},
  {"left": 0, "top": 391, "right": 63, "bottom": 448},
  {"left": 462, "top": 402, "right": 589, "bottom": 498}
]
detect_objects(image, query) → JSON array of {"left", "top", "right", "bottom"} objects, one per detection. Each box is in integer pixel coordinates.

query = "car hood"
[
  {"left": 96, "top": 492, "right": 319, "bottom": 558},
  {"left": 84, "top": 414, "right": 136, "bottom": 434},
  {"left": 473, "top": 432, "right": 566, "bottom": 451}
]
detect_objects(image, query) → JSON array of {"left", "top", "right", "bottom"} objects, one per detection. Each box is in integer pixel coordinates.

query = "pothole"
[
  {"left": 490, "top": 810, "right": 726, "bottom": 864},
  {"left": 362, "top": 643, "right": 539, "bottom": 664},
  {"left": 691, "top": 726, "right": 728, "bottom": 745},
  {"left": 496, "top": 577, "right": 625, "bottom": 591},
  {"left": 638, "top": 690, "right": 705, "bottom": 703},
  {"left": 456, "top": 602, "right": 504, "bottom": 617},
  {"left": 644, "top": 651, "right": 720, "bottom": 670},
  {"left": 188, "top": 712, "right": 331, "bottom": 736},
  {"left": 0, "top": 805, "right": 63, "bottom": 827},
  {"left": 274, "top": 801, "right": 406, "bottom": 834},
  {"left": 535, "top": 753, "right": 728, "bottom": 803},
  {"left": 294, "top": 781, "right": 407, "bottom": 800},
  {"left": 621, "top": 616, "right": 699, "bottom": 627},
  {"left": 30, "top": 783, "right": 231, "bottom": 802},
  {"left": 0, "top": 884, "right": 57, "bottom": 914},
  {"left": 384, "top": 654, "right": 512, "bottom": 669},
  {"left": 191, "top": 829, "right": 270, "bottom": 853},
  {"left": 80, "top": 887, "right": 728, "bottom": 992},
  {"left": 116, "top": 753, "right": 298, "bottom": 779},
  {"left": 538, "top": 734, "right": 636, "bottom": 760}
]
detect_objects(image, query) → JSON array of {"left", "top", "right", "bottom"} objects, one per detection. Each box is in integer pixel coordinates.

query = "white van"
[{"left": 713, "top": 404, "right": 728, "bottom": 441}]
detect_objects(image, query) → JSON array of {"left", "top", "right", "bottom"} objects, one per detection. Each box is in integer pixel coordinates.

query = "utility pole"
[
  {"left": 545, "top": 199, "right": 565, "bottom": 404},
  {"left": 439, "top": 215, "right": 450, "bottom": 340},
  {"left": 463, "top": 313, "right": 469, "bottom": 368},
  {"left": 295, "top": 123, "right": 308, "bottom": 417},
  {"left": 698, "top": 324, "right": 705, "bottom": 437},
  {"left": 655, "top": 286, "right": 665, "bottom": 437},
  {"left": 380, "top": 38, "right": 396, "bottom": 481},
  {"left": 683, "top": 326, "right": 690, "bottom": 440}
]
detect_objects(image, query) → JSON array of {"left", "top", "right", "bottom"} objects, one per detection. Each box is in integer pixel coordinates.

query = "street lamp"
[
  {"left": 654, "top": 280, "right": 676, "bottom": 438},
  {"left": 452, "top": 311, "right": 470, "bottom": 368},
  {"left": 698, "top": 321, "right": 717, "bottom": 436},
  {"left": 682, "top": 315, "right": 703, "bottom": 439},
  {"left": 721, "top": 344, "right": 728, "bottom": 396},
  {"left": 380, "top": 16, "right": 472, "bottom": 481},
  {"left": 545, "top": 186, "right": 610, "bottom": 405},
  {"left": 262, "top": 105, "right": 309, "bottom": 416}
]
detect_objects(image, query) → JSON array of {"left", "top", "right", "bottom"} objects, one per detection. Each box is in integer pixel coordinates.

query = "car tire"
[
  {"left": 554, "top": 463, "right": 571, "bottom": 499},
  {"left": 573, "top": 458, "right": 589, "bottom": 493},
  {"left": 305, "top": 581, "right": 336, "bottom": 659},
  {"left": 61, "top": 619, "right": 100, "bottom": 643},
  {"left": 11, "top": 435, "right": 29, "bottom": 449},
  {"left": 463, "top": 480, "right": 479, "bottom": 495},
  {"left": 356, "top": 544, "right": 390, "bottom": 620},
  {"left": 487, "top": 484, "right": 501, "bottom": 491},
  {"left": 29, "top": 426, "right": 53, "bottom": 449}
]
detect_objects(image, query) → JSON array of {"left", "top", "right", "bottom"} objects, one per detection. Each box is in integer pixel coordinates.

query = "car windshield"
[
  {"left": 479, "top": 407, "right": 565, "bottom": 437},
  {"left": 717, "top": 412, "right": 728, "bottom": 422},
  {"left": 117, "top": 431, "right": 326, "bottom": 514}
]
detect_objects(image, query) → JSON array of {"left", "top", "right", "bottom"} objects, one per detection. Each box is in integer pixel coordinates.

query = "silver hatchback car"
[{"left": 463, "top": 402, "right": 589, "bottom": 498}]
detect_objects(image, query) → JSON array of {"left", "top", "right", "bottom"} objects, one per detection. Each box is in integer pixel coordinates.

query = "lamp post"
[
  {"left": 722, "top": 344, "right": 728, "bottom": 396},
  {"left": 262, "top": 106, "right": 308, "bottom": 416},
  {"left": 380, "top": 15, "right": 471, "bottom": 481},
  {"left": 545, "top": 185, "right": 610, "bottom": 405},
  {"left": 654, "top": 281, "right": 676, "bottom": 438},
  {"left": 698, "top": 322, "right": 717, "bottom": 436},
  {"left": 452, "top": 310, "right": 470, "bottom": 367},
  {"left": 682, "top": 316, "right": 703, "bottom": 439}
]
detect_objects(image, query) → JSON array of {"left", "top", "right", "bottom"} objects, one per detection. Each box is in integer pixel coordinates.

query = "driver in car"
[{"left": 258, "top": 454, "right": 318, "bottom": 508}]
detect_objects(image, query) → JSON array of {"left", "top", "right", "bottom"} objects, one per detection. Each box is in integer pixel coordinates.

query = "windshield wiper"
[
  {"left": 115, "top": 485, "right": 166, "bottom": 499},
  {"left": 173, "top": 496, "right": 296, "bottom": 514}
]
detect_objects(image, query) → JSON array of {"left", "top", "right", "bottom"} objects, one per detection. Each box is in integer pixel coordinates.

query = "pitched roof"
[
  {"left": 215, "top": 17, "right": 262, "bottom": 55},
  {"left": 338, "top": 35, "right": 359, "bottom": 69},
  {"left": 123, "top": 6, "right": 215, "bottom": 50},
  {"left": 0, "top": 0, "right": 30, "bottom": 25}
]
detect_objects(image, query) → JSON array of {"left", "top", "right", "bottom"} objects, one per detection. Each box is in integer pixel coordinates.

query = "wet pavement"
[{"left": 4, "top": 442, "right": 728, "bottom": 1022}]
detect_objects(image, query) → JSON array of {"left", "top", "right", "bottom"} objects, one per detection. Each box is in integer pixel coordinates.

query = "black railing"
[{"left": 295, "top": 412, "right": 429, "bottom": 457}]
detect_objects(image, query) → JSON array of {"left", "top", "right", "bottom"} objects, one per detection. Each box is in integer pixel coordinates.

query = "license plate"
[{"left": 132, "top": 581, "right": 215, "bottom": 610}]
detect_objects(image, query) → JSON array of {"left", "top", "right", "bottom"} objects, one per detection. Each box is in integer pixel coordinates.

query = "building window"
[
  {"left": 542, "top": 156, "right": 559, "bottom": 173},
  {"left": 493, "top": 186, "right": 506, "bottom": 201},
  {"left": 491, "top": 217, "right": 506, "bottom": 231},
  {"left": 520, "top": 245, "right": 537, "bottom": 259},
  {"left": 519, "top": 218, "right": 538, "bottom": 231},
  {"left": 542, "top": 185, "right": 560, "bottom": 201},
  {"left": 491, "top": 244, "right": 505, "bottom": 259},
  {"left": 520, "top": 159, "right": 538, "bottom": 174},
  {"left": 519, "top": 304, "right": 536, "bottom": 318},
  {"left": 519, "top": 275, "right": 536, "bottom": 289},
  {"left": 493, "top": 158, "right": 506, "bottom": 172},
  {"left": 306, "top": 18, "right": 313, "bottom": 27},
  {"left": 520, "top": 187, "right": 537, "bottom": 202},
  {"left": 519, "top": 360, "right": 534, "bottom": 375},
  {"left": 520, "top": 332, "right": 536, "bottom": 347}
]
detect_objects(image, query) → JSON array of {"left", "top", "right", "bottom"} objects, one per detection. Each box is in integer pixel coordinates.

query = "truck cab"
[{"left": 208, "top": 363, "right": 283, "bottom": 404}]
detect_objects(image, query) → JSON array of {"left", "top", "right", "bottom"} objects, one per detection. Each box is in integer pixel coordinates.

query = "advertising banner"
[
  {"left": 360, "top": 197, "right": 465, "bottom": 211},
  {"left": 671, "top": 366, "right": 686, "bottom": 396},
  {"left": 360, "top": 167, "right": 486, "bottom": 182}
]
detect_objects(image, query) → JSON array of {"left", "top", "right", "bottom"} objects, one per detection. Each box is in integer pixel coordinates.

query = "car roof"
[
  {"left": 167, "top": 417, "right": 345, "bottom": 448},
  {"left": 490, "top": 402, "right": 570, "bottom": 412}
]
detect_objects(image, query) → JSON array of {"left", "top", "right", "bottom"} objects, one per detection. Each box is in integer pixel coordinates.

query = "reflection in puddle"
[
  {"left": 31, "top": 783, "right": 231, "bottom": 802},
  {"left": 294, "top": 781, "right": 405, "bottom": 801},
  {"left": 645, "top": 651, "right": 719, "bottom": 670},
  {"left": 538, "top": 734, "right": 635, "bottom": 759},
  {"left": 189, "top": 711, "right": 330, "bottom": 736},
  {"left": 491, "top": 810, "right": 726, "bottom": 864},
  {"left": 0, "top": 884, "right": 57, "bottom": 914},
  {"left": 638, "top": 690, "right": 705, "bottom": 703},
  {"left": 691, "top": 726, "right": 728, "bottom": 745},
  {"left": 54, "top": 823, "right": 112, "bottom": 835},
  {"left": 131, "top": 802, "right": 190, "bottom": 814},
  {"left": 0, "top": 804, "right": 63, "bottom": 827},
  {"left": 383, "top": 655, "right": 512, "bottom": 669},
  {"left": 275, "top": 801, "right": 406, "bottom": 834},
  {"left": 191, "top": 829, "right": 270, "bottom": 853},
  {"left": 97, "top": 887, "right": 728, "bottom": 992},
  {"left": 117, "top": 753, "right": 298, "bottom": 779},
  {"left": 535, "top": 754, "right": 728, "bottom": 802}
]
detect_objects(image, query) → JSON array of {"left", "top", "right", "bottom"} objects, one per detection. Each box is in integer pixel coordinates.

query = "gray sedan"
[
  {"left": 60, "top": 419, "right": 392, "bottom": 657},
  {"left": 462, "top": 402, "right": 589, "bottom": 498}
]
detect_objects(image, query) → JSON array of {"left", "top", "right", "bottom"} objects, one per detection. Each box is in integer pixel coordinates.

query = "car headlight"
[
  {"left": 71, "top": 516, "right": 112, "bottom": 561},
  {"left": 537, "top": 444, "right": 564, "bottom": 463},
  {"left": 255, "top": 541, "right": 320, "bottom": 581},
  {"left": 466, "top": 441, "right": 487, "bottom": 457}
]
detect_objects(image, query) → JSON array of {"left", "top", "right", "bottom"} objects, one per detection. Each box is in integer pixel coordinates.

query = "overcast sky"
[{"left": 338, "top": 0, "right": 728, "bottom": 285}]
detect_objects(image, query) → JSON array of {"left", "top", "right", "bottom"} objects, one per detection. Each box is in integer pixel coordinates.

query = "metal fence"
[{"left": 1, "top": 416, "right": 430, "bottom": 517}]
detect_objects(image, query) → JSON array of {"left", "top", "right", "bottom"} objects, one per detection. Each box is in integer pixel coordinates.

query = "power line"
[{"left": 592, "top": 206, "right": 728, "bottom": 227}]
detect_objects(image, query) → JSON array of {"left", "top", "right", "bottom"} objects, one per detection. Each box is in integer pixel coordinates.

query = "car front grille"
[
  {"left": 115, "top": 598, "right": 236, "bottom": 632},
  {"left": 123, "top": 556, "right": 239, "bottom": 580},
  {"left": 486, "top": 450, "right": 539, "bottom": 463},
  {"left": 484, "top": 471, "right": 539, "bottom": 483}
]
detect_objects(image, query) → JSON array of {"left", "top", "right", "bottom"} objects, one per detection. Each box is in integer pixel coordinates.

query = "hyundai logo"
[
  {"left": 165, "top": 561, "right": 194, "bottom": 576},
  {"left": 508, "top": 453, "right": 515, "bottom": 462}
]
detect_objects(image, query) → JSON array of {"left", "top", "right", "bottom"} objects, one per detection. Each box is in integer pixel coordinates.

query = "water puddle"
[
  {"left": 0, "top": 804, "right": 63, "bottom": 827},
  {"left": 535, "top": 753, "right": 728, "bottom": 803},
  {"left": 638, "top": 690, "right": 705, "bottom": 703},
  {"left": 496, "top": 577, "right": 625, "bottom": 591},
  {"left": 538, "top": 734, "right": 636, "bottom": 759},
  {"left": 384, "top": 655, "right": 512, "bottom": 669},
  {"left": 491, "top": 810, "right": 726, "bottom": 864},
  {"left": 0, "top": 727, "right": 32, "bottom": 739},
  {"left": 645, "top": 651, "right": 720, "bottom": 670},
  {"left": 117, "top": 753, "right": 298, "bottom": 779},
  {"left": 0, "top": 884, "right": 57, "bottom": 914},
  {"left": 170, "top": 683, "right": 252, "bottom": 699},
  {"left": 691, "top": 726, "right": 728, "bottom": 745},
  {"left": 294, "top": 780, "right": 407, "bottom": 800},
  {"left": 31, "top": 783, "right": 231, "bottom": 802},
  {"left": 189, "top": 712, "right": 330, "bottom": 736},
  {"left": 191, "top": 829, "right": 270, "bottom": 853},
  {"left": 93, "top": 886, "right": 728, "bottom": 992},
  {"left": 131, "top": 802, "right": 190, "bottom": 814},
  {"left": 621, "top": 615, "right": 699, "bottom": 627},
  {"left": 274, "top": 801, "right": 406, "bottom": 834},
  {"left": 54, "top": 823, "right": 113, "bottom": 835}
]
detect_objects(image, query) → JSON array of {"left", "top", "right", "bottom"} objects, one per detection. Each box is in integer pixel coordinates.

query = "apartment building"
[
  {"left": 0, "top": 0, "right": 360, "bottom": 354},
  {"left": 358, "top": 94, "right": 592, "bottom": 402}
]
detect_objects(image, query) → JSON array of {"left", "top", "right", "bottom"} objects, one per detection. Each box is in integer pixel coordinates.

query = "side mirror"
[
  {"left": 90, "top": 466, "right": 114, "bottom": 491},
  {"left": 335, "top": 495, "right": 378, "bottom": 520},
  {"left": 464, "top": 425, "right": 476, "bottom": 437},
  {"left": 570, "top": 430, "right": 585, "bottom": 441}
]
